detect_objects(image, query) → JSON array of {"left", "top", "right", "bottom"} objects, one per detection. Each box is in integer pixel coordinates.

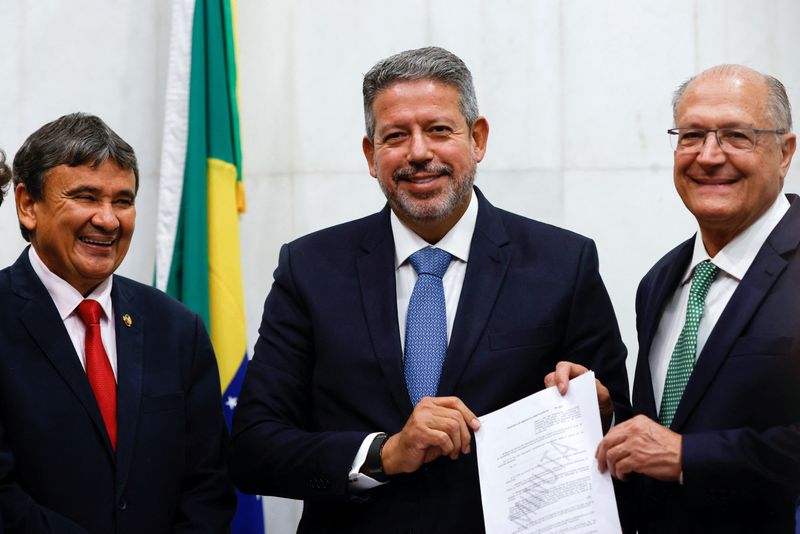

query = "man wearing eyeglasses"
[{"left": 550, "top": 64, "right": 800, "bottom": 531}]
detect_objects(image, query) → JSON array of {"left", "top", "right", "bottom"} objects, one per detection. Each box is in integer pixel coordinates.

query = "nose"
[
  {"left": 91, "top": 202, "right": 120, "bottom": 232},
  {"left": 407, "top": 131, "right": 433, "bottom": 164},
  {"left": 695, "top": 131, "right": 727, "bottom": 166}
]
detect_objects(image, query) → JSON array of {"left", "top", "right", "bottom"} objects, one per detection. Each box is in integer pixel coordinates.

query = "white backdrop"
[{"left": 2, "top": 1, "right": 800, "bottom": 531}]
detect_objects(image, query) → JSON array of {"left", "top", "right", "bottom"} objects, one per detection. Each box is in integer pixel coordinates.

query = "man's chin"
[{"left": 391, "top": 196, "right": 450, "bottom": 222}]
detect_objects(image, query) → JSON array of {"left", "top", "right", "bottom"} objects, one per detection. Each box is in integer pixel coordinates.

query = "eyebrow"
[
  {"left": 378, "top": 116, "right": 461, "bottom": 134},
  {"left": 678, "top": 121, "right": 756, "bottom": 129},
  {"left": 65, "top": 185, "right": 136, "bottom": 199}
]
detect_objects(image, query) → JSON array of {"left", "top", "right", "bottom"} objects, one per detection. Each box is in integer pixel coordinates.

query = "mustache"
[{"left": 392, "top": 163, "right": 453, "bottom": 182}]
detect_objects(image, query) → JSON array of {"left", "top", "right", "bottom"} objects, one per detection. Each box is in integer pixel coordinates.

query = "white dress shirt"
[
  {"left": 348, "top": 191, "right": 479, "bottom": 490},
  {"left": 28, "top": 246, "right": 118, "bottom": 379},
  {"left": 649, "top": 194, "right": 789, "bottom": 410}
]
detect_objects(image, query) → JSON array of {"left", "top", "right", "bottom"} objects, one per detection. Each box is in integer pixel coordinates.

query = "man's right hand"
[{"left": 381, "top": 396, "right": 481, "bottom": 475}]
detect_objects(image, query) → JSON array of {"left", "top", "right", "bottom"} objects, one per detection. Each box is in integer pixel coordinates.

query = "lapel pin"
[{"left": 122, "top": 314, "right": 133, "bottom": 327}]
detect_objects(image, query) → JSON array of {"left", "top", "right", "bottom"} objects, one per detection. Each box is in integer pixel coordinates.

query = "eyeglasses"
[{"left": 667, "top": 127, "right": 786, "bottom": 153}]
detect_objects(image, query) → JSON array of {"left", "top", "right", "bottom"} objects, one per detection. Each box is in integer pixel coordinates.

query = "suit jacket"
[
  {"left": 629, "top": 194, "right": 800, "bottom": 533},
  {"left": 230, "top": 189, "right": 630, "bottom": 533},
  {"left": 0, "top": 249, "right": 235, "bottom": 533}
]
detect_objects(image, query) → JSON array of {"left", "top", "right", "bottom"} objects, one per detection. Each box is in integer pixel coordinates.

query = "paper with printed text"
[{"left": 475, "top": 371, "right": 621, "bottom": 533}]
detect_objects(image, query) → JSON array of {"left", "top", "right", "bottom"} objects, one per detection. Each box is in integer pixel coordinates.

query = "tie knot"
[
  {"left": 409, "top": 247, "right": 452, "bottom": 278},
  {"left": 77, "top": 299, "right": 103, "bottom": 326},
  {"left": 690, "top": 260, "right": 719, "bottom": 294}
]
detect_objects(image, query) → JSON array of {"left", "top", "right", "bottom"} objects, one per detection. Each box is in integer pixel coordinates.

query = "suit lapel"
[
  {"left": 11, "top": 250, "right": 115, "bottom": 461},
  {"left": 438, "top": 190, "right": 510, "bottom": 397},
  {"left": 633, "top": 239, "right": 694, "bottom": 419},
  {"left": 111, "top": 278, "right": 144, "bottom": 491},
  {"left": 357, "top": 208, "right": 411, "bottom": 415},
  {"left": 672, "top": 196, "right": 800, "bottom": 430}
]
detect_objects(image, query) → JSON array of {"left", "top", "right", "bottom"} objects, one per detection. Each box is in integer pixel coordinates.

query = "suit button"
[{"left": 118, "top": 499, "right": 127, "bottom": 511}]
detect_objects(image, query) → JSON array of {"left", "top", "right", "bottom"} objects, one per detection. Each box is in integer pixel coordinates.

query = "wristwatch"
[{"left": 362, "top": 432, "right": 390, "bottom": 482}]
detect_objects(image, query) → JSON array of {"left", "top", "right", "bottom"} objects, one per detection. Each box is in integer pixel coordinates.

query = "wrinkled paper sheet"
[{"left": 475, "top": 372, "right": 621, "bottom": 533}]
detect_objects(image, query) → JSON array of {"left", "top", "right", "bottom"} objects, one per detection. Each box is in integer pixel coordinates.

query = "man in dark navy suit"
[
  {"left": 230, "top": 46, "right": 630, "bottom": 533},
  {"left": 556, "top": 65, "right": 800, "bottom": 532},
  {"left": 0, "top": 113, "right": 235, "bottom": 533}
]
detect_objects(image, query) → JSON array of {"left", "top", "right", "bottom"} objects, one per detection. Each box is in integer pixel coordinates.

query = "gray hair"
[
  {"left": 672, "top": 64, "right": 793, "bottom": 132},
  {"left": 363, "top": 46, "right": 479, "bottom": 140},
  {"left": 12, "top": 112, "right": 139, "bottom": 241}
]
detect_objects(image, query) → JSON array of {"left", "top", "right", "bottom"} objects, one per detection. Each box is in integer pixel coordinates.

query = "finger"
[
  {"left": 426, "top": 421, "right": 458, "bottom": 458},
  {"left": 437, "top": 408, "right": 474, "bottom": 458},
  {"left": 456, "top": 411, "right": 472, "bottom": 455},
  {"left": 595, "top": 380, "right": 613, "bottom": 419},
  {"left": 412, "top": 405, "right": 463, "bottom": 456},
  {"left": 553, "top": 361, "right": 588, "bottom": 394},
  {"left": 596, "top": 425, "right": 631, "bottom": 473},
  {"left": 439, "top": 412, "right": 464, "bottom": 458},
  {"left": 611, "top": 450, "right": 636, "bottom": 481},
  {"left": 595, "top": 379, "right": 610, "bottom": 401},
  {"left": 543, "top": 371, "right": 557, "bottom": 389},
  {"left": 554, "top": 363, "right": 572, "bottom": 394},
  {"left": 595, "top": 439, "right": 608, "bottom": 473},
  {"left": 431, "top": 397, "right": 481, "bottom": 432},
  {"left": 417, "top": 397, "right": 477, "bottom": 456}
]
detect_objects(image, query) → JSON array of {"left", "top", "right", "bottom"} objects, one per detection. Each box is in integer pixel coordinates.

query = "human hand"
[
  {"left": 381, "top": 396, "right": 480, "bottom": 475},
  {"left": 595, "top": 414, "right": 682, "bottom": 481},
  {"left": 544, "top": 361, "right": 613, "bottom": 429}
]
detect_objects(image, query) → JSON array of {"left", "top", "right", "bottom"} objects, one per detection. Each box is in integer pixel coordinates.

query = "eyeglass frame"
[{"left": 667, "top": 127, "right": 786, "bottom": 154}]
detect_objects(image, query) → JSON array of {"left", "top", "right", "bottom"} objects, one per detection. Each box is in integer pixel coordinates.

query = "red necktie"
[{"left": 77, "top": 299, "right": 117, "bottom": 450}]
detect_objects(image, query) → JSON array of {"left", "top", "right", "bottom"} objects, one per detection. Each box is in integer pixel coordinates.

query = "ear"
[
  {"left": 778, "top": 132, "right": 796, "bottom": 178},
  {"left": 470, "top": 117, "right": 489, "bottom": 163},
  {"left": 362, "top": 136, "right": 377, "bottom": 178},
  {"left": 15, "top": 183, "right": 38, "bottom": 235}
]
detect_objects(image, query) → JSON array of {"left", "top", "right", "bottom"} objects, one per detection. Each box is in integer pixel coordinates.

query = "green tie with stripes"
[{"left": 658, "top": 260, "right": 720, "bottom": 427}]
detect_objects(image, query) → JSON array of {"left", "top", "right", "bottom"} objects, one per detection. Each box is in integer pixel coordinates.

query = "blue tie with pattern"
[{"left": 404, "top": 247, "right": 452, "bottom": 406}]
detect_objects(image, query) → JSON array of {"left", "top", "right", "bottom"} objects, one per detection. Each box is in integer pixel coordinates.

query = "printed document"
[{"left": 475, "top": 372, "right": 621, "bottom": 533}]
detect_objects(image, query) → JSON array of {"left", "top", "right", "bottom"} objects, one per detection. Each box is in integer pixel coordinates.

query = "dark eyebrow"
[
  {"left": 64, "top": 185, "right": 136, "bottom": 199},
  {"left": 64, "top": 185, "right": 101, "bottom": 196}
]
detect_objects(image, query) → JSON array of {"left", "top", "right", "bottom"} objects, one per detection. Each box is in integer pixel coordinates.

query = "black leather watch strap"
[{"left": 363, "top": 433, "right": 389, "bottom": 482}]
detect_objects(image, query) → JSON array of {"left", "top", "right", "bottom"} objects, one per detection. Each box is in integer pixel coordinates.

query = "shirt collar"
[
  {"left": 28, "top": 246, "right": 114, "bottom": 320},
  {"left": 391, "top": 188, "right": 478, "bottom": 268},
  {"left": 684, "top": 194, "right": 790, "bottom": 285}
]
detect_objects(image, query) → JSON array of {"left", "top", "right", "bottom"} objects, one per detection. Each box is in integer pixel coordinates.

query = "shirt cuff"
[{"left": 348, "top": 432, "right": 390, "bottom": 491}]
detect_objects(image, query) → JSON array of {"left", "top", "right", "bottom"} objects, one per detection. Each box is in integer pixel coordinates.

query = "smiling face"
[
  {"left": 362, "top": 79, "right": 488, "bottom": 243},
  {"left": 16, "top": 159, "right": 136, "bottom": 295},
  {"left": 673, "top": 72, "right": 796, "bottom": 254}
]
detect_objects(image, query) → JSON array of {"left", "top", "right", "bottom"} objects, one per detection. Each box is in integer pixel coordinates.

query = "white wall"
[{"left": 2, "top": 1, "right": 800, "bottom": 531}]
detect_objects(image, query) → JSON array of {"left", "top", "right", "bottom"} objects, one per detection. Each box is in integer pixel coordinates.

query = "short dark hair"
[
  {"left": 0, "top": 150, "right": 11, "bottom": 208},
  {"left": 362, "top": 46, "right": 479, "bottom": 141},
  {"left": 12, "top": 112, "right": 139, "bottom": 240}
]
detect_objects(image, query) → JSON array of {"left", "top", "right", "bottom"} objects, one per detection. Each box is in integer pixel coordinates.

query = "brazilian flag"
[{"left": 155, "top": 0, "right": 264, "bottom": 532}]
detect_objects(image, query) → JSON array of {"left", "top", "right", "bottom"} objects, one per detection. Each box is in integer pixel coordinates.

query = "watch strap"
[{"left": 363, "top": 432, "right": 389, "bottom": 482}]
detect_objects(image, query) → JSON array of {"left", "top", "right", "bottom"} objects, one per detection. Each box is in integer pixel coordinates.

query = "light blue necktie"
[{"left": 404, "top": 247, "right": 452, "bottom": 406}]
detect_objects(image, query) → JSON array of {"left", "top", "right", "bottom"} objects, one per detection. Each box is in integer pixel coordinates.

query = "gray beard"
[{"left": 377, "top": 166, "right": 476, "bottom": 223}]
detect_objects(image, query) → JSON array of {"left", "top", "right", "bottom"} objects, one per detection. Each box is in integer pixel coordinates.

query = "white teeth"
[{"left": 80, "top": 237, "right": 114, "bottom": 246}]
